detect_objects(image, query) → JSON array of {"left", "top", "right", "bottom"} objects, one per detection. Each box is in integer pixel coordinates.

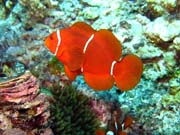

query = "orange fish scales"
[
  {"left": 124, "top": 115, "right": 133, "bottom": 129},
  {"left": 83, "top": 30, "right": 122, "bottom": 74},
  {"left": 60, "top": 28, "right": 85, "bottom": 51},
  {"left": 59, "top": 47, "right": 84, "bottom": 71}
]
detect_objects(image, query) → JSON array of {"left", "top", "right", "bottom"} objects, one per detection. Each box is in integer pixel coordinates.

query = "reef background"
[{"left": 0, "top": 0, "right": 180, "bottom": 135}]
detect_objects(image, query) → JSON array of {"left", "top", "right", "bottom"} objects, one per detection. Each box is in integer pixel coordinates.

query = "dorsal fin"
[{"left": 71, "top": 22, "right": 95, "bottom": 34}]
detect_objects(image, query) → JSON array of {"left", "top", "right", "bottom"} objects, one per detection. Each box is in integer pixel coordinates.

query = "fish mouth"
[{"left": 44, "top": 37, "right": 50, "bottom": 48}]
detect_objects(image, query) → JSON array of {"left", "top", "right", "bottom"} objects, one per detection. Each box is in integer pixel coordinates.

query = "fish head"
[{"left": 44, "top": 31, "right": 59, "bottom": 54}]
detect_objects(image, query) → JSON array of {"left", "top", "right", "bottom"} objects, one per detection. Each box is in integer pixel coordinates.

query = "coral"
[
  {"left": 18, "top": 0, "right": 58, "bottom": 28},
  {"left": 0, "top": 0, "right": 17, "bottom": 19},
  {"left": 145, "top": 0, "right": 176, "bottom": 18},
  {"left": 90, "top": 99, "right": 111, "bottom": 127},
  {"left": 169, "top": 69, "right": 180, "bottom": 95},
  {"left": 19, "top": 0, "right": 47, "bottom": 20},
  {"left": 49, "top": 84, "right": 99, "bottom": 135},
  {"left": 161, "top": 91, "right": 180, "bottom": 108},
  {"left": 0, "top": 71, "right": 52, "bottom": 134},
  {"left": 161, "top": 68, "right": 180, "bottom": 107}
]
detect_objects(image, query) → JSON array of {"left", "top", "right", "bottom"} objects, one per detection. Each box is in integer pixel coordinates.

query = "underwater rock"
[
  {"left": 143, "top": 59, "right": 168, "bottom": 81},
  {"left": 0, "top": 71, "right": 52, "bottom": 134},
  {"left": 138, "top": 42, "right": 163, "bottom": 59},
  {"left": 0, "top": 113, "right": 12, "bottom": 130},
  {"left": 2, "top": 128, "right": 26, "bottom": 135},
  {"left": 144, "top": 16, "right": 180, "bottom": 43},
  {"left": 6, "top": 46, "right": 25, "bottom": 57},
  {"left": 18, "top": 0, "right": 58, "bottom": 28},
  {"left": 0, "top": 55, "right": 25, "bottom": 82}
]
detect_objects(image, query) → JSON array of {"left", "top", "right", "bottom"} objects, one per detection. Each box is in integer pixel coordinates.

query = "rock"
[
  {"left": 144, "top": 16, "right": 180, "bottom": 42},
  {"left": 6, "top": 46, "right": 25, "bottom": 57},
  {"left": 0, "top": 114, "right": 12, "bottom": 130}
]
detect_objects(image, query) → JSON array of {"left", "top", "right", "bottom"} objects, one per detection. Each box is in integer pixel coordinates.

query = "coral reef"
[
  {"left": 0, "top": 71, "right": 52, "bottom": 135},
  {"left": 49, "top": 84, "right": 99, "bottom": 135},
  {"left": 0, "top": 0, "right": 179, "bottom": 134}
]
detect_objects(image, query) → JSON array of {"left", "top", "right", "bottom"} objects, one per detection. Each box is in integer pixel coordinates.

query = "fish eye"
[{"left": 49, "top": 35, "right": 53, "bottom": 40}]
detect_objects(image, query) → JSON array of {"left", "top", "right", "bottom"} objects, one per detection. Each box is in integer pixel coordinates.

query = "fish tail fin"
[{"left": 113, "top": 55, "right": 143, "bottom": 91}]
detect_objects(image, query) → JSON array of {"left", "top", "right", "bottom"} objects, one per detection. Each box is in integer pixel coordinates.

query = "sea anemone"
[{"left": 49, "top": 84, "right": 99, "bottom": 135}]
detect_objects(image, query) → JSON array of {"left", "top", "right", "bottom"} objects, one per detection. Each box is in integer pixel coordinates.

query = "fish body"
[
  {"left": 44, "top": 22, "right": 143, "bottom": 91},
  {"left": 108, "top": 112, "right": 133, "bottom": 135}
]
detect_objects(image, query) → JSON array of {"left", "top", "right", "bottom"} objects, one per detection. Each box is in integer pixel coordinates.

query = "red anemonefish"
[
  {"left": 44, "top": 22, "right": 143, "bottom": 91},
  {"left": 95, "top": 114, "right": 133, "bottom": 135}
]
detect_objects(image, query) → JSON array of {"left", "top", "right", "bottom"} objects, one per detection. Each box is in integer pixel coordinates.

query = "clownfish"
[
  {"left": 44, "top": 22, "right": 143, "bottom": 91},
  {"left": 95, "top": 115, "right": 133, "bottom": 135}
]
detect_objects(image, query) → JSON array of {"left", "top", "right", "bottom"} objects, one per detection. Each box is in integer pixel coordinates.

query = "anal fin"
[
  {"left": 84, "top": 72, "right": 114, "bottom": 90},
  {"left": 64, "top": 65, "right": 80, "bottom": 80}
]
